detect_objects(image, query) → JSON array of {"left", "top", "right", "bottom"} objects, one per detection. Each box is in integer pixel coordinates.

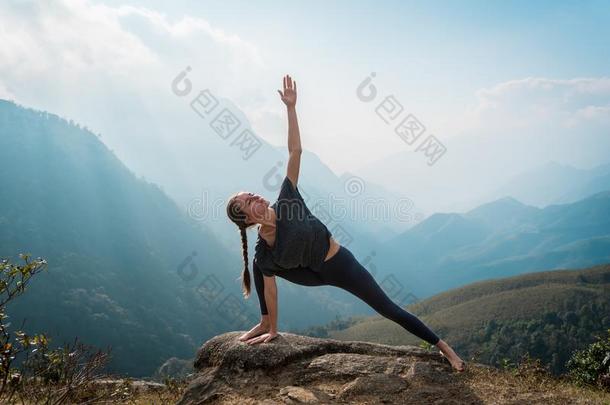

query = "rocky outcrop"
[
  {"left": 176, "top": 331, "right": 481, "bottom": 404},
  {"left": 154, "top": 356, "right": 195, "bottom": 381},
  {"left": 91, "top": 378, "right": 166, "bottom": 393}
]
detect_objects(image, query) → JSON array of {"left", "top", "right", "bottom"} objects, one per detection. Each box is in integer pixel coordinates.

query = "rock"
[
  {"left": 338, "top": 373, "right": 409, "bottom": 398},
  {"left": 278, "top": 386, "right": 319, "bottom": 403},
  {"left": 176, "top": 331, "right": 454, "bottom": 405},
  {"left": 153, "top": 356, "right": 194, "bottom": 381},
  {"left": 91, "top": 378, "right": 166, "bottom": 393},
  {"left": 406, "top": 361, "right": 438, "bottom": 379}
]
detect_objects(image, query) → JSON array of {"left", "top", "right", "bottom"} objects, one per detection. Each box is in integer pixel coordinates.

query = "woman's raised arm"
[{"left": 277, "top": 74, "right": 302, "bottom": 188}]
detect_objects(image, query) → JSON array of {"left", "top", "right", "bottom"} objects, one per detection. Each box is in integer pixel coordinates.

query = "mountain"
[
  {"left": 481, "top": 160, "right": 610, "bottom": 208},
  {"left": 375, "top": 189, "right": 610, "bottom": 298},
  {"left": 558, "top": 170, "right": 610, "bottom": 204},
  {"left": 0, "top": 100, "right": 444, "bottom": 376},
  {"left": 318, "top": 263, "right": 610, "bottom": 375},
  {"left": 0, "top": 99, "right": 438, "bottom": 375},
  {"left": 0, "top": 100, "right": 245, "bottom": 377},
  {"left": 2, "top": 98, "right": 608, "bottom": 377},
  {"left": 462, "top": 196, "right": 540, "bottom": 230}
]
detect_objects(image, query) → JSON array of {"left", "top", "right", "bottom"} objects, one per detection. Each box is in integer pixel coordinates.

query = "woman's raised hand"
[{"left": 277, "top": 74, "right": 297, "bottom": 107}]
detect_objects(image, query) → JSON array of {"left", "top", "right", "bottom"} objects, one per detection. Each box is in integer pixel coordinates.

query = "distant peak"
[
  {"left": 495, "top": 195, "right": 524, "bottom": 205},
  {"left": 464, "top": 195, "right": 534, "bottom": 221},
  {"left": 476, "top": 195, "right": 526, "bottom": 210}
]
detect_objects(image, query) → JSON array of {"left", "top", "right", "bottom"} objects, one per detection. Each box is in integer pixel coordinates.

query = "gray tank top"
[{"left": 254, "top": 176, "right": 332, "bottom": 277}]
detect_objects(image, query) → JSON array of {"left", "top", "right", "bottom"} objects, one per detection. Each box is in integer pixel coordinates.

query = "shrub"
[
  {"left": 566, "top": 329, "right": 610, "bottom": 390},
  {"left": 0, "top": 254, "right": 114, "bottom": 404}
]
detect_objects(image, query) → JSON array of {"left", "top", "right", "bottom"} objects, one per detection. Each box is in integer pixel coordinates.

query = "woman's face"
[{"left": 233, "top": 192, "right": 270, "bottom": 224}]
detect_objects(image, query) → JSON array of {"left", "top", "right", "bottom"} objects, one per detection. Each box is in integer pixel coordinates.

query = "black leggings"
[{"left": 252, "top": 245, "right": 440, "bottom": 345}]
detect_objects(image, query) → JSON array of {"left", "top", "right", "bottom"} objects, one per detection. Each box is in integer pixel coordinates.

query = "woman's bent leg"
[{"left": 320, "top": 246, "right": 440, "bottom": 345}]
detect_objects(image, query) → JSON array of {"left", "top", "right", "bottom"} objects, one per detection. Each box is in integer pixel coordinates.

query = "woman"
[{"left": 226, "top": 74, "right": 465, "bottom": 372}]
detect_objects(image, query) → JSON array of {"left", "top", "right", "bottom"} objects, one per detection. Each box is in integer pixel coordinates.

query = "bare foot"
[
  {"left": 436, "top": 340, "right": 466, "bottom": 372},
  {"left": 238, "top": 322, "right": 270, "bottom": 342},
  {"left": 439, "top": 350, "right": 466, "bottom": 372}
]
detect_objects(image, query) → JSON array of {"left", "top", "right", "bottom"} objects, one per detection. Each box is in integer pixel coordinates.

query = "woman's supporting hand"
[
  {"left": 245, "top": 330, "right": 279, "bottom": 345},
  {"left": 277, "top": 74, "right": 297, "bottom": 107}
]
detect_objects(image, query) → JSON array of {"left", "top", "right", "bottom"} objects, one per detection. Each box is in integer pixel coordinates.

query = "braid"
[
  {"left": 239, "top": 226, "right": 251, "bottom": 298},
  {"left": 226, "top": 194, "right": 254, "bottom": 299}
]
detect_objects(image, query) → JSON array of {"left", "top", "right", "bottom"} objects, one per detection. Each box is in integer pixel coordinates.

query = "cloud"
[
  {"left": 0, "top": 81, "right": 14, "bottom": 100},
  {"left": 0, "top": 0, "right": 279, "bottom": 202},
  {"left": 571, "top": 104, "right": 610, "bottom": 126},
  {"left": 464, "top": 77, "right": 610, "bottom": 133},
  {"left": 0, "top": 0, "right": 267, "bottom": 109},
  {"left": 0, "top": 0, "right": 158, "bottom": 77},
  {"left": 391, "top": 77, "right": 610, "bottom": 210},
  {"left": 113, "top": 5, "right": 264, "bottom": 69}
]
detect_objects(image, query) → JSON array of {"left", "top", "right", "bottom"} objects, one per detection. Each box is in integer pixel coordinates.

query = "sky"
[{"left": 1, "top": 0, "right": 609, "bottom": 180}]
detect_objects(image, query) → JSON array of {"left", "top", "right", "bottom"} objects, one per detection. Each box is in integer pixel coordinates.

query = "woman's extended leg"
[{"left": 319, "top": 246, "right": 440, "bottom": 345}]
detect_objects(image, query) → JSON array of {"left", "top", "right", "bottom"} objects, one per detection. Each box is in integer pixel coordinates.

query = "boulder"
[{"left": 176, "top": 331, "right": 466, "bottom": 404}]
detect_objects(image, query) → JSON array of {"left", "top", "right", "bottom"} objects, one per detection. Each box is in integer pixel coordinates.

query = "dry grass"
[
  {"left": 2, "top": 376, "right": 193, "bottom": 405},
  {"left": 459, "top": 363, "right": 610, "bottom": 404},
  {"left": 11, "top": 367, "right": 606, "bottom": 404}
]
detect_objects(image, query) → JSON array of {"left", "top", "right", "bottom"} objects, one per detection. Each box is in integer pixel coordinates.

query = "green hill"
[
  {"left": 318, "top": 263, "right": 610, "bottom": 374},
  {"left": 0, "top": 100, "right": 249, "bottom": 377}
]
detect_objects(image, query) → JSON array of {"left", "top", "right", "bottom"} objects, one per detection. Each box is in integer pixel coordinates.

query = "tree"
[
  {"left": 0, "top": 254, "right": 113, "bottom": 403},
  {"left": 566, "top": 329, "right": 610, "bottom": 390},
  {"left": 0, "top": 254, "right": 48, "bottom": 397}
]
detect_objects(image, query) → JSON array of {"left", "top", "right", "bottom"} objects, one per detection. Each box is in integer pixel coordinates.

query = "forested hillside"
[
  {"left": 0, "top": 100, "right": 242, "bottom": 377},
  {"left": 310, "top": 263, "right": 610, "bottom": 375}
]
